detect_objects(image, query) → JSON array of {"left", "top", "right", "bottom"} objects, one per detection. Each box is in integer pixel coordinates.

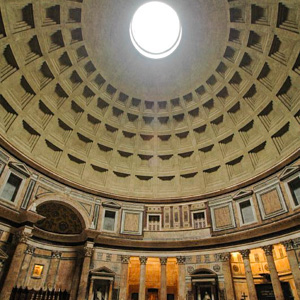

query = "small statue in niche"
[{"left": 203, "top": 292, "right": 211, "bottom": 300}]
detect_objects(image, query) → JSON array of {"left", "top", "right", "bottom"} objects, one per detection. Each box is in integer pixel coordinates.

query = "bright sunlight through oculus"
[{"left": 130, "top": 2, "right": 182, "bottom": 59}]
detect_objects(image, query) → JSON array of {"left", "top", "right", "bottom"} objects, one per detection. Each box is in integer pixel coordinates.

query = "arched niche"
[{"left": 35, "top": 201, "right": 85, "bottom": 234}]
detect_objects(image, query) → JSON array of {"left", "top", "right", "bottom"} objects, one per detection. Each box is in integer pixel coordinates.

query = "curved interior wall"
[{"left": 0, "top": 144, "right": 300, "bottom": 299}]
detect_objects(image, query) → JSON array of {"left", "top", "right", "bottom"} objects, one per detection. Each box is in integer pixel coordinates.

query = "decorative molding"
[
  {"left": 176, "top": 256, "right": 186, "bottom": 265},
  {"left": 21, "top": 179, "right": 36, "bottom": 209},
  {"left": 121, "top": 255, "right": 130, "bottom": 264},
  {"left": 25, "top": 245, "right": 35, "bottom": 255},
  {"left": 262, "top": 245, "right": 273, "bottom": 256},
  {"left": 233, "top": 190, "right": 253, "bottom": 200},
  {"left": 282, "top": 240, "right": 295, "bottom": 251},
  {"left": 213, "top": 264, "right": 221, "bottom": 272},
  {"left": 279, "top": 166, "right": 300, "bottom": 181},
  {"left": 14, "top": 230, "right": 32, "bottom": 245},
  {"left": 160, "top": 257, "right": 168, "bottom": 265},
  {"left": 102, "top": 201, "right": 121, "bottom": 209},
  {"left": 239, "top": 249, "right": 250, "bottom": 259},
  {"left": 8, "top": 162, "right": 31, "bottom": 177},
  {"left": 215, "top": 252, "right": 230, "bottom": 262},
  {"left": 139, "top": 256, "right": 148, "bottom": 265},
  {"left": 84, "top": 246, "right": 94, "bottom": 257},
  {"left": 255, "top": 182, "right": 288, "bottom": 220},
  {"left": 51, "top": 251, "right": 62, "bottom": 259}
]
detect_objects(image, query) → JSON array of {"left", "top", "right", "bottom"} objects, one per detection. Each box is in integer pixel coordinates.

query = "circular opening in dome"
[{"left": 130, "top": 2, "right": 182, "bottom": 59}]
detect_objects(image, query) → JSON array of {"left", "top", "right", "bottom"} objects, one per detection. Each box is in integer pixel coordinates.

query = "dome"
[
  {"left": 0, "top": 0, "right": 299, "bottom": 201},
  {"left": 0, "top": 0, "right": 300, "bottom": 299}
]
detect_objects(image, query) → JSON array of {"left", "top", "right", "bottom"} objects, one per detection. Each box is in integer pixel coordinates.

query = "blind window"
[
  {"left": 1, "top": 173, "right": 22, "bottom": 202},
  {"left": 288, "top": 177, "right": 300, "bottom": 206},
  {"left": 103, "top": 210, "right": 116, "bottom": 231},
  {"left": 239, "top": 200, "right": 254, "bottom": 224}
]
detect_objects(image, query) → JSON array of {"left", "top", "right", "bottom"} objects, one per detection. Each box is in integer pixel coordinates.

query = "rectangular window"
[
  {"left": 239, "top": 200, "right": 255, "bottom": 224},
  {"left": 103, "top": 210, "right": 116, "bottom": 231},
  {"left": 193, "top": 212, "right": 206, "bottom": 229},
  {"left": 1, "top": 173, "right": 22, "bottom": 202},
  {"left": 288, "top": 177, "right": 300, "bottom": 207},
  {"left": 148, "top": 215, "right": 160, "bottom": 231}
]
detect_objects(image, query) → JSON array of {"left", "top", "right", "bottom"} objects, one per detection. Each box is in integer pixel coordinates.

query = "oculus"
[{"left": 130, "top": 2, "right": 182, "bottom": 59}]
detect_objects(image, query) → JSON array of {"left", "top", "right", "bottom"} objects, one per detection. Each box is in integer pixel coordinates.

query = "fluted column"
[
  {"left": 177, "top": 256, "right": 186, "bottom": 300},
  {"left": 16, "top": 245, "right": 35, "bottom": 287},
  {"left": 46, "top": 251, "right": 62, "bottom": 290},
  {"left": 139, "top": 256, "right": 148, "bottom": 300},
  {"left": 240, "top": 250, "right": 258, "bottom": 300},
  {"left": 262, "top": 245, "right": 284, "bottom": 300},
  {"left": 0, "top": 228, "right": 32, "bottom": 299},
  {"left": 216, "top": 253, "right": 235, "bottom": 300},
  {"left": 119, "top": 255, "right": 130, "bottom": 300},
  {"left": 77, "top": 243, "right": 94, "bottom": 300},
  {"left": 160, "top": 258, "right": 167, "bottom": 300},
  {"left": 282, "top": 240, "right": 300, "bottom": 298}
]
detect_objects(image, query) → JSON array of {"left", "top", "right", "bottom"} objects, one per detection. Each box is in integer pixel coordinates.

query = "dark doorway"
[
  {"left": 167, "top": 294, "right": 175, "bottom": 300},
  {"left": 255, "top": 282, "right": 294, "bottom": 300}
]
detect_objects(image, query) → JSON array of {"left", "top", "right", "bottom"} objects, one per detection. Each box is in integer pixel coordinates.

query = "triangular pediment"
[
  {"left": 0, "top": 248, "right": 8, "bottom": 260},
  {"left": 279, "top": 166, "right": 300, "bottom": 181},
  {"left": 102, "top": 201, "right": 121, "bottom": 209},
  {"left": 233, "top": 189, "right": 253, "bottom": 200},
  {"left": 8, "top": 162, "right": 31, "bottom": 177}
]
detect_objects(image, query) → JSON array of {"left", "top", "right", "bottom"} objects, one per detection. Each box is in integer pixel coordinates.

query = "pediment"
[
  {"left": 90, "top": 266, "right": 115, "bottom": 275},
  {"left": 0, "top": 248, "right": 8, "bottom": 260},
  {"left": 8, "top": 162, "right": 31, "bottom": 177},
  {"left": 102, "top": 201, "right": 121, "bottom": 209},
  {"left": 279, "top": 166, "right": 300, "bottom": 181},
  {"left": 233, "top": 190, "right": 253, "bottom": 200}
]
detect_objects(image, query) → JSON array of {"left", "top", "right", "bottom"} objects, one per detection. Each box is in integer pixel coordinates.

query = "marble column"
[
  {"left": 282, "top": 240, "right": 300, "bottom": 298},
  {"left": 108, "top": 280, "right": 114, "bottom": 300},
  {"left": 70, "top": 251, "right": 84, "bottom": 300},
  {"left": 240, "top": 250, "right": 258, "bottom": 300},
  {"left": 262, "top": 245, "right": 284, "bottom": 300},
  {"left": 160, "top": 258, "right": 167, "bottom": 300},
  {"left": 16, "top": 244, "right": 35, "bottom": 287},
  {"left": 119, "top": 255, "right": 130, "bottom": 300},
  {"left": 88, "top": 279, "right": 94, "bottom": 300},
  {"left": 216, "top": 253, "right": 235, "bottom": 300},
  {"left": 0, "top": 228, "right": 32, "bottom": 299},
  {"left": 139, "top": 256, "right": 148, "bottom": 300},
  {"left": 77, "top": 243, "right": 94, "bottom": 300},
  {"left": 46, "top": 251, "right": 62, "bottom": 290},
  {"left": 177, "top": 256, "right": 186, "bottom": 300}
]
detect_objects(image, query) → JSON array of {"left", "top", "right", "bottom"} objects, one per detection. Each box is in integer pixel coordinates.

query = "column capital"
[
  {"left": 262, "top": 245, "right": 274, "bottom": 256},
  {"left": 51, "top": 251, "right": 62, "bottom": 259},
  {"left": 84, "top": 246, "right": 94, "bottom": 257},
  {"left": 160, "top": 257, "right": 168, "bottom": 265},
  {"left": 121, "top": 255, "right": 130, "bottom": 264},
  {"left": 25, "top": 245, "right": 35, "bottom": 255},
  {"left": 176, "top": 256, "right": 186, "bottom": 265},
  {"left": 14, "top": 230, "right": 32, "bottom": 245},
  {"left": 240, "top": 249, "right": 251, "bottom": 259},
  {"left": 215, "top": 252, "right": 231, "bottom": 262},
  {"left": 282, "top": 240, "right": 295, "bottom": 251},
  {"left": 139, "top": 256, "right": 148, "bottom": 265}
]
